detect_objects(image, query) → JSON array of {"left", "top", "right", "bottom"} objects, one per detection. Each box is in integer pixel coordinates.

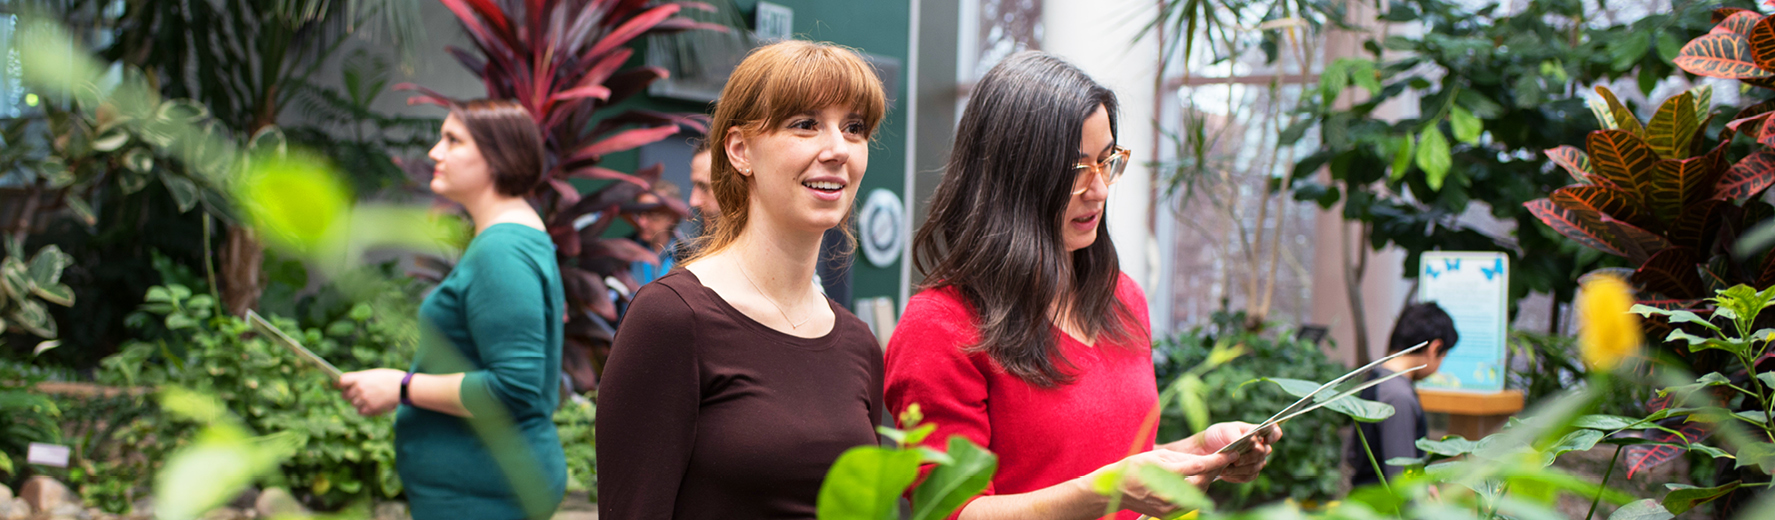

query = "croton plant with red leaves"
[
  {"left": 399, "top": 0, "right": 725, "bottom": 390},
  {"left": 1522, "top": 5, "right": 1775, "bottom": 488}
]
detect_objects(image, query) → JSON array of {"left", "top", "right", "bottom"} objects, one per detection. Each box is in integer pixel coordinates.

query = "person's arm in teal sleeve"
[
  {"left": 458, "top": 245, "right": 553, "bottom": 418},
  {"left": 338, "top": 239, "right": 552, "bottom": 419}
]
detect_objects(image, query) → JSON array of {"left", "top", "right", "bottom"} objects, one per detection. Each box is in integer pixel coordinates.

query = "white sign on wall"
[
  {"left": 1416, "top": 251, "right": 1509, "bottom": 393},
  {"left": 755, "top": 2, "right": 793, "bottom": 42},
  {"left": 860, "top": 189, "right": 905, "bottom": 268}
]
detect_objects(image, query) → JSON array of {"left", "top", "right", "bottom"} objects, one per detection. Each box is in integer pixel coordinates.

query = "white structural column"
[{"left": 1040, "top": 0, "right": 1161, "bottom": 295}]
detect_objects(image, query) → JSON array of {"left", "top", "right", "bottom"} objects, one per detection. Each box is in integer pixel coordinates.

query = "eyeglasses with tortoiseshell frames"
[{"left": 1071, "top": 146, "right": 1130, "bottom": 195}]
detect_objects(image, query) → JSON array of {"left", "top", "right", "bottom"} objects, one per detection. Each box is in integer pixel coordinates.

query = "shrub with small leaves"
[{"left": 88, "top": 274, "right": 425, "bottom": 510}]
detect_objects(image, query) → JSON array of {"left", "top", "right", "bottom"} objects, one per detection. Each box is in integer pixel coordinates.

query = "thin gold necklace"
[{"left": 736, "top": 261, "right": 811, "bottom": 329}]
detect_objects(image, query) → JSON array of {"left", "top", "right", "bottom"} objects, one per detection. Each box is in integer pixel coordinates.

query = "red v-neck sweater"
[{"left": 884, "top": 274, "right": 1157, "bottom": 520}]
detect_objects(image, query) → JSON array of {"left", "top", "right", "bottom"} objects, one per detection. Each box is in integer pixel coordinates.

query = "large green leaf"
[
  {"left": 1688, "top": 85, "right": 1713, "bottom": 127},
  {"left": 1589, "top": 97, "right": 1620, "bottom": 130},
  {"left": 1710, "top": 284, "right": 1775, "bottom": 333},
  {"left": 1416, "top": 436, "right": 1480, "bottom": 457},
  {"left": 1675, "top": 33, "right": 1773, "bottom": 79},
  {"left": 247, "top": 126, "right": 289, "bottom": 159},
  {"left": 160, "top": 171, "right": 201, "bottom": 213},
  {"left": 1540, "top": 429, "right": 1606, "bottom": 466},
  {"left": 30, "top": 283, "right": 74, "bottom": 307},
  {"left": 1586, "top": 130, "right": 1658, "bottom": 199},
  {"left": 1662, "top": 481, "right": 1740, "bottom": 515},
  {"left": 63, "top": 194, "right": 96, "bottom": 227},
  {"left": 1646, "top": 155, "right": 1726, "bottom": 226},
  {"left": 1450, "top": 106, "right": 1482, "bottom": 144},
  {"left": 1646, "top": 92, "right": 1697, "bottom": 160},
  {"left": 1664, "top": 373, "right": 1733, "bottom": 399},
  {"left": 8, "top": 298, "right": 54, "bottom": 338},
  {"left": 26, "top": 244, "right": 71, "bottom": 287},
  {"left": 1571, "top": 414, "right": 1644, "bottom": 430},
  {"left": 1263, "top": 378, "right": 1396, "bottom": 423},
  {"left": 1416, "top": 126, "right": 1451, "bottom": 191},
  {"left": 1733, "top": 441, "right": 1775, "bottom": 473},
  {"left": 1, "top": 256, "right": 27, "bottom": 298},
  {"left": 1544, "top": 146, "right": 1597, "bottom": 185},
  {"left": 816, "top": 446, "right": 922, "bottom": 520},
  {"left": 1609, "top": 499, "right": 1674, "bottom": 520},
  {"left": 1390, "top": 135, "right": 1414, "bottom": 182},
  {"left": 1595, "top": 87, "right": 1646, "bottom": 138},
  {"left": 90, "top": 127, "right": 130, "bottom": 152},
  {"left": 1629, "top": 304, "right": 1719, "bottom": 332},
  {"left": 910, "top": 437, "right": 997, "bottom": 520},
  {"left": 1132, "top": 463, "right": 1215, "bottom": 514},
  {"left": 154, "top": 390, "right": 295, "bottom": 520},
  {"left": 237, "top": 154, "right": 350, "bottom": 253}
]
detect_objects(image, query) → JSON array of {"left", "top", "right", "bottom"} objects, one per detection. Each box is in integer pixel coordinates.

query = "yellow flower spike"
[
  {"left": 236, "top": 152, "right": 350, "bottom": 254},
  {"left": 1577, "top": 275, "right": 1641, "bottom": 372}
]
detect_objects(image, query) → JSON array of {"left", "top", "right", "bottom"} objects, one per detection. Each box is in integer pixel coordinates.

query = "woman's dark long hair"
[{"left": 912, "top": 51, "right": 1138, "bottom": 388}]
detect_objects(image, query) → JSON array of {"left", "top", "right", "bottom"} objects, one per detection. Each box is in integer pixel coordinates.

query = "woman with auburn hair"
[
  {"left": 885, "top": 52, "right": 1279, "bottom": 520},
  {"left": 596, "top": 40, "right": 888, "bottom": 519},
  {"left": 338, "top": 99, "right": 567, "bottom": 520}
]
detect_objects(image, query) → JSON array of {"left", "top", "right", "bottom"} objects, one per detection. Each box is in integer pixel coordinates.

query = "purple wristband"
[{"left": 400, "top": 372, "right": 415, "bottom": 406}]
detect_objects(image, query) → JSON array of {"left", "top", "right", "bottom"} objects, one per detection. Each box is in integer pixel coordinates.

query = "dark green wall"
[{"left": 603, "top": 0, "right": 912, "bottom": 307}]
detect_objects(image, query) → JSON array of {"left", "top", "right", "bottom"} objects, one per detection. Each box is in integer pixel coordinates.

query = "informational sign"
[
  {"left": 860, "top": 189, "right": 904, "bottom": 268},
  {"left": 1416, "top": 252, "right": 1509, "bottom": 393},
  {"left": 754, "top": 2, "right": 794, "bottom": 42},
  {"left": 27, "top": 442, "right": 70, "bottom": 467}
]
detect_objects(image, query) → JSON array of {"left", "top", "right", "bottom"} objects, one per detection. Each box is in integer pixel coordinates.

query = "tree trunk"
[
  {"left": 1548, "top": 293, "right": 1564, "bottom": 335},
  {"left": 220, "top": 225, "right": 263, "bottom": 316},
  {"left": 1344, "top": 220, "right": 1372, "bottom": 367}
]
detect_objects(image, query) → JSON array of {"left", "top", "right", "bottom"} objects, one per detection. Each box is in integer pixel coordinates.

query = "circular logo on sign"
[{"left": 860, "top": 189, "right": 904, "bottom": 268}]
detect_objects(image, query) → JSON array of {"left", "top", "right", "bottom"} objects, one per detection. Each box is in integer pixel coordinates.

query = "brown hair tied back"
[
  {"left": 448, "top": 99, "right": 546, "bottom": 197},
  {"left": 686, "top": 40, "right": 888, "bottom": 262}
]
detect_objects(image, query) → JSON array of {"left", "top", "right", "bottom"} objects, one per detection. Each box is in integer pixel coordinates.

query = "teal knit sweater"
[{"left": 395, "top": 223, "right": 567, "bottom": 520}]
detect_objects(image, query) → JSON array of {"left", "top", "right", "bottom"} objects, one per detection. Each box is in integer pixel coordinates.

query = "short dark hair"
[
  {"left": 1389, "top": 303, "right": 1459, "bottom": 356},
  {"left": 448, "top": 99, "right": 545, "bottom": 197},
  {"left": 690, "top": 137, "right": 710, "bottom": 156}
]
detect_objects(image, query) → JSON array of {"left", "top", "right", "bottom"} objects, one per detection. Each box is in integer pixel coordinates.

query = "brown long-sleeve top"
[{"left": 596, "top": 270, "right": 884, "bottom": 520}]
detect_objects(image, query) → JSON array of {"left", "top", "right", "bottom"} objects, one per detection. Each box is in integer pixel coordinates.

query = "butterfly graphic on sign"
[
  {"left": 1482, "top": 258, "right": 1504, "bottom": 280},
  {"left": 1444, "top": 258, "right": 1461, "bottom": 272},
  {"left": 1424, "top": 264, "right": 1441, "bottom": 279}
]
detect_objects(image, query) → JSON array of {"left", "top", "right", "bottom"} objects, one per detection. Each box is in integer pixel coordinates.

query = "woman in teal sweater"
[{"left": 339, "top": 99, "right": 567, "bottom": 520}]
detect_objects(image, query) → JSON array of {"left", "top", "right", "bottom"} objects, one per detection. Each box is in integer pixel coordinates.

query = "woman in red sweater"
[{"left": 885, "top": 51, "right": 1279, "bottom": 520}]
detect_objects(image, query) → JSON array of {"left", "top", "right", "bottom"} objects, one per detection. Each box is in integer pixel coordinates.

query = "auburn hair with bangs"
[{"left": 686, "top": 40, "right": 888, "bottom": 262}]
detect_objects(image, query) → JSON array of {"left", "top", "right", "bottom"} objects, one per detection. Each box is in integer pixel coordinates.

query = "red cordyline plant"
[{"left": 398, "top": 0, "right": 724, "bottom": 390}]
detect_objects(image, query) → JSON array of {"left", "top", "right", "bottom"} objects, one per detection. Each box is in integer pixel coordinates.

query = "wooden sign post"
[{"left": 1419, "top": 388, "right": 1524, "bottom": 439}]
